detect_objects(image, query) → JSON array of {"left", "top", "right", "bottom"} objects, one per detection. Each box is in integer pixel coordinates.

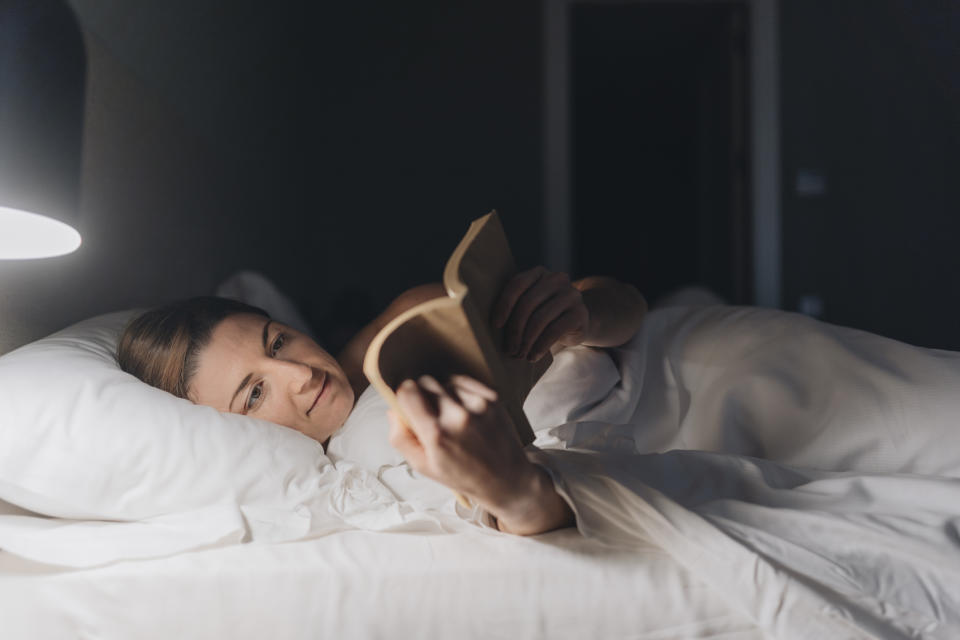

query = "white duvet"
[{"left": 524, "top": 305, "right": 960, "bottom": 639}]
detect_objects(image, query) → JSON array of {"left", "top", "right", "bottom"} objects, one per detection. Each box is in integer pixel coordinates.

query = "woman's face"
[{"left": 189, "top": 313, "right": 354, "bottom": 443}]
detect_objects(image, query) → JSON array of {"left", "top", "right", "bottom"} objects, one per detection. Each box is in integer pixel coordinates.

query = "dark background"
[
  {"left": 41, "top": 1, "right": 960, "bottom": 351},
  {"left": 779, "top": 0, "right": 960, "bottom": 350},
  {"left": 571, "top": 2, "right": 751, "bottom": 307}
]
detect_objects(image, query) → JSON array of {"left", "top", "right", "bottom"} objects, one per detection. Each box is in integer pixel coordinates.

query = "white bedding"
[
  {"left": 3, "top": 304, "right": 960, "bottom": 638},
  {"left": 528, "top": 306, "right": 960, "bottom": 639},
  {"left": 0, "top": 527, "right": 759, "bottom": 639}
]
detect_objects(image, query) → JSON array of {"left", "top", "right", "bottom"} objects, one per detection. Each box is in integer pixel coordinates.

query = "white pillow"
[
  {"left": 0, "top": 305, "right": 512, "bottom": 567},
  {"left": 0, "top": 310, "right": 397, "bottom": 564},
  {"left": 326, "top": 386, "right": 406, "bottom": 471}
]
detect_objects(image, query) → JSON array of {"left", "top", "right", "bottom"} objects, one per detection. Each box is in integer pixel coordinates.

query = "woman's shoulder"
[{"left": 337, "top": 283, "right": 447, "bottom": 397}]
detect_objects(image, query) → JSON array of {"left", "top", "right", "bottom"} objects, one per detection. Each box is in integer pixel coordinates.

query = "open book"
[{"left": 362, "top": 211, "right": 552, "bottom": 446}]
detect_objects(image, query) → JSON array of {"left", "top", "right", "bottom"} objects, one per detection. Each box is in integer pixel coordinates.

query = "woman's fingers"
[
  {"left": 526, "top": 308, "right": 582, "bottom": 361},
  {"left": 504, "top": 272, "right": 572, "bottom": 355},
  {"left": 394, "top": 379, "right": 443, "bottom": 447},
  {"left": 395, "top": 373, "right": 496, "bottom": 417},
  {"left": 396, "top": 375, "right": 474, "bottom": 443},
  {"left": 492, "top": 266, "right": 547, "bottom": 331},
  {"left": 493, "top": 267, "right": 582, "bottom": 357},
  {"left": 516, "top": 287, "right": 583, "bottom": 359},
  {"left": 415, "top": 375, "right": 470, "bottom": 431},
  {"left": 448, "top": 378, "right": 491, "bottom": 414},
  {"left": 386, "top": 409, "right": 426, "bottom": 469},
  {"left": 448, "top": 374, "right": 498, "bottom": 402}
]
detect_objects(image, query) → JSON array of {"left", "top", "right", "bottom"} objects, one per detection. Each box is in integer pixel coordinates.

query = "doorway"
[{"left": 565, "top": 2, "right": 752, "bottom": 304}]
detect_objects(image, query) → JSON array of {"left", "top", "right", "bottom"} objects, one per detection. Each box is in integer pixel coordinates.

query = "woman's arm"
[
  {"left": 572, "top": 275, "right": 648, "bottom": 349},
  {"left": 337, "top": 283, "right": 446, "bottom": 396}
]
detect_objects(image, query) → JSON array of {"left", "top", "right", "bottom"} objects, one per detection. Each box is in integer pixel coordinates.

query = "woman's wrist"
[
  {"left": 574, "top": 277, "right": 647, "bottom": 348},
  {"left": 486, "top": 463, "right": 574, "bottom": 536}
]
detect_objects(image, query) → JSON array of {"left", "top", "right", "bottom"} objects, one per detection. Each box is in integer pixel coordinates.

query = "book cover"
[{"left": 362, "top": 211, "right": 552, "bottom": 446}]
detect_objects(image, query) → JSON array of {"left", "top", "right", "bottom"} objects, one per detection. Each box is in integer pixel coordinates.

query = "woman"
[{"left": 118, "top": 267, "right": 648, "bottom": 536}]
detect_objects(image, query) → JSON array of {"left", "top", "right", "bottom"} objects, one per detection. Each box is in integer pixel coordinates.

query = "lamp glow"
[{"left": 0, "top": 206, "right": 81, "bottom": 259}]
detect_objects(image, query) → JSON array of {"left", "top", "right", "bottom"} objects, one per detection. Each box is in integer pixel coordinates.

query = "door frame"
[{"left": 543, "top": 0, "right": 781, "bottom": 307}]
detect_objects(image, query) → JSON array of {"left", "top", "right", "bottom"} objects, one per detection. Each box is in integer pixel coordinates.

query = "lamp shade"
[{"left": 0, "top": 0, "right": 86, "bottom": 259}]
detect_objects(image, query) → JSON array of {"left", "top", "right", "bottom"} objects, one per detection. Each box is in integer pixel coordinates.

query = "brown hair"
[{"left": 116, "top": 296, "right": 269, "bottom": 399}]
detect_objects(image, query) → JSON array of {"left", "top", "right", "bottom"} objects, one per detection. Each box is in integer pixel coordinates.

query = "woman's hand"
[
  {"left": 492, "top": 266, "right": 589, "bottom": 362},
  {"left": 387, "top": 374, "right": 573, "bottom": 535},
  {"left": 494, "top": 269, "right": 648, "bottom": 354}
]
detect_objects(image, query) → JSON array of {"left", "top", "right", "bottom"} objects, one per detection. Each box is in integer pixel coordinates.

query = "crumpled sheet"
[{"left": 522, "top": 305, "right": 960, "bottom": 640}]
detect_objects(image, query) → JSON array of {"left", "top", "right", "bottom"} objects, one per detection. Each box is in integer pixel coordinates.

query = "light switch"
[
  {"left": 798, "top": 294, "right": 824, "bottom": 318},
  {"left": 795, "top": 169, "right": 827, "bottom": 197}
]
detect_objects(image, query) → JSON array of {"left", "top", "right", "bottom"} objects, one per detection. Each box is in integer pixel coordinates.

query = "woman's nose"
[{"left": 271, "top": 359, "right": 315, "bottom": 392}]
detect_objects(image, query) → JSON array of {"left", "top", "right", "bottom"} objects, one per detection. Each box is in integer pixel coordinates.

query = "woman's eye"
[
  {"left": 270, "top": 333, "right": 285, "bottom": 356},
  {"left": 247, "top": 382, "right": 263, "bottom": 411}
]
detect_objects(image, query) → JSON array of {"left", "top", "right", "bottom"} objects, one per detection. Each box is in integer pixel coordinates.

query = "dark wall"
[
  {"left": 59, "top": 1, "right": 543, "bottom": 354},
  {"left": 49, "top": 1, "right": 960, "bottom": 354},
  {"left": 780, "top": 0, "right": 960, "bottom": 349},
  {"left": 309, "top": 0, "right": 960, "bottom": 351},
  {"left": 304, "top": 3, "right": 543, "bottom": 348}
]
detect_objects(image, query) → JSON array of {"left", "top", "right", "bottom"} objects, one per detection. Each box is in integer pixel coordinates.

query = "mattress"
[{"left": 0, "top": 527, "right": 760, "bottom": 639}]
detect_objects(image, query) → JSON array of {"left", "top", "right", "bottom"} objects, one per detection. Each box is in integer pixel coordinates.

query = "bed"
[{"left": 0, "top": 276, "right": 958, "bottom": 639}]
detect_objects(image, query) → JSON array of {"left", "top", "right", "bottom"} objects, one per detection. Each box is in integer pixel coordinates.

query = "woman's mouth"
[{"left": 306, "top": 374, "right": 327, "bottom": 416}]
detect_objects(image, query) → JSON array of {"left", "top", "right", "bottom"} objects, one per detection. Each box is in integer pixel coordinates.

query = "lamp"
[{"left": 0, "top": 0, "right": 85, "bottom": 259}]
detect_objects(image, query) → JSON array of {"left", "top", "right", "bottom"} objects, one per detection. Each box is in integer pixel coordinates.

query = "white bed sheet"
[{"left": 0, "top": 527, "right": 760, "bottom": 640}]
